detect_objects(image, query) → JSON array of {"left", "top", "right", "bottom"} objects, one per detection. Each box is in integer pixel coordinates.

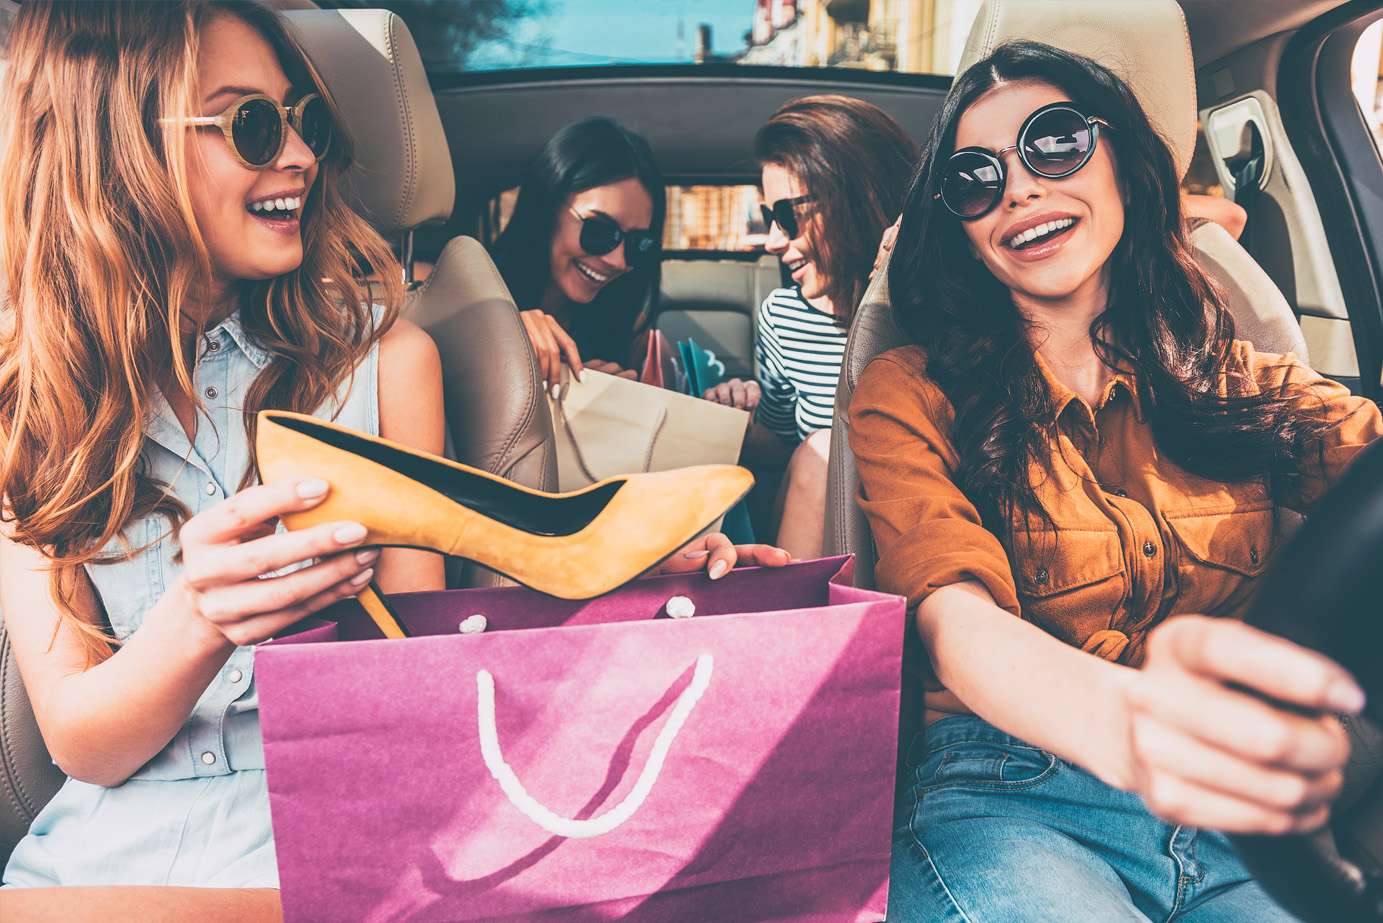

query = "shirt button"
[
  {"left": 1142, "top": 541, "right": 1157, "bottom": 557},
  {"left": 229, "top": 669, "right": 244, "bottom": 684},
  {"left": 1034, "top": 568, "right": 1049, "bottom": 586},
  {"left": 204, "top": 386, "right": 218, "bottom": 400},
  {"left": 205, "top": 482, "right": 218, "bottom": 496},
  {"left": 208, "top": 339, "right": 221, "bottom": 352},
  {"left": 200, "top": 751, "right": 217, "bottom": 765}
]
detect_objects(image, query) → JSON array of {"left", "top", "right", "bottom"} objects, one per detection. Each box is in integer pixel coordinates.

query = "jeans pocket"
[{"left": 917, "top": 740, "right": 1059, "bottom": 794}]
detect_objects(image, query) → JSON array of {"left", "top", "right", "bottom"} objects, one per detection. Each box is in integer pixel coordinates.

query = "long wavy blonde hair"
[{"left": 0, "top": 1, "right": 404, "bottom": 659}]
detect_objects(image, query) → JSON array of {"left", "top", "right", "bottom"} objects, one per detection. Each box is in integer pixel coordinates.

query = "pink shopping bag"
[{"left": 256, "top": 556, "right": 903, "bottom": 922}]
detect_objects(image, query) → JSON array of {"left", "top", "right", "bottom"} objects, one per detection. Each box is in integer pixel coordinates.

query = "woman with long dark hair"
[
  {"left": 490, "top": 116, "right": 665, "bottom": 393},
  {"left": 704, "top": 95, "right": 917, "bottom": 559},
  {"left": 851, "top": 41, "right": 1380, "bottom": 919}
]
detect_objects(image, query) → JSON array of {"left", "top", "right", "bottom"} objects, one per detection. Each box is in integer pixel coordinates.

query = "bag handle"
[
  {"left": 475, "top": 652, "right": 713, "bottom": 839},
  {"left": 551, "top": 386, "right": 668, "bottom": 485}
]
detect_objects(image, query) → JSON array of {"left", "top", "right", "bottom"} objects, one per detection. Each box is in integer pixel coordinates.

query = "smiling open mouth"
[
  {"left": 574, "top": 261, "right": 611, "bottom": 285},
  {"left": 246, "top": 195, "right": 302, "bottom": 222},
  {"left": 1005, "top": 217, "right": 1077, "bottom": 250},
  {"left": 785, "top": 258, "right": 808, "bottom": 274}
]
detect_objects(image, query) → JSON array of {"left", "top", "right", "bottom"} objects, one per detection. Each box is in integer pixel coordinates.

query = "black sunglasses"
[
  {"left": 936, "top": 102, "right": 1111, "bottom": 220},
  {"left": 164, "top": 93, "right": 332, "bottom": 169},
  {"left": 569, "top": 208, "right": 658, "bottom": 267},
  {"left": 759, "top": 194, "right": 813, "bottom": 240}
]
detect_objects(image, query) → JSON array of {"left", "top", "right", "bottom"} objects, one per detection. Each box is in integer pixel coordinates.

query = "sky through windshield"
[{"left": 322, "top": 0, "right": 985, "bottom": 77}]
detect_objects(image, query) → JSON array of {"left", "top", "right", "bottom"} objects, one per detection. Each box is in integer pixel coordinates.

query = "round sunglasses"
[
  {"left": 760, "top": 194, "right": 813, "bottom": 240},
  {"left": 162, "top": 93, "right": 332, "bottom": 170},
  {"left": 568, "top": 208, "right": 659, "bottom": 268},
  {"left": 936, "top": 103, "right": 1111, "bottom": 220}
]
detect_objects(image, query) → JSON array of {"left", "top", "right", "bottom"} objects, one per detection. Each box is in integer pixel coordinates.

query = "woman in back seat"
[
  {"left": 490, "top": 117, "right": 666, "bottom": 396},
  {"left": 703, "top": 96, "right": 917, "bottom": 560},
  {"left": 853, "top": 41, "right": 1380, "bottom": 920}
]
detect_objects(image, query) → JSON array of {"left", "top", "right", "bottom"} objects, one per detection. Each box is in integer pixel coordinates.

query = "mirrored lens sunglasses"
[{"left": 936, "top": 103, "right": 1111, "bottom": 220}]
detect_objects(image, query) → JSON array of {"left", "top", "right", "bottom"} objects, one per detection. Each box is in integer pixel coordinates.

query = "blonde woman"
[
  {"left": 0, "top": 1, "right": 442, "bottom": 913},
  {"left": 0, "top": 6, "right": 785, "bottom": 914}
]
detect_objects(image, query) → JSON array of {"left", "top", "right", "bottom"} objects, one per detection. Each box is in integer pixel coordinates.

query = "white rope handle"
[{"left": 475, "top": 653, "right": 713, "bottom": 839}]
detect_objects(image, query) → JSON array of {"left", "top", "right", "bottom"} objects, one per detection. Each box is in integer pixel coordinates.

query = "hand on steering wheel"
[{"left": 1125, "top": 615, "right": 1361, "bottom": 835}]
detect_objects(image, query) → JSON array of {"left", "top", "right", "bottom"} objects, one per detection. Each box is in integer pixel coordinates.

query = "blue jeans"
[{"left": 888, "top": 716, "right": 1300, "bottom": 922}]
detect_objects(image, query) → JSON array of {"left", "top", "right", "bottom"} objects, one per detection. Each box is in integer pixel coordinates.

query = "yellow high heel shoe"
[{"left": 255, "top": 410, "right": 754, "bottom": 637}]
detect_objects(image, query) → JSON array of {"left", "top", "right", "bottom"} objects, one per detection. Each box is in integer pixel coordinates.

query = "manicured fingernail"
[
  {"left": 577, "top": 369, "right": 586, "bottom": 383},
  {"left": 350, "top": 567, "right": 375, "bottom": 587},
  {"left": 709, "top": 560, "right": 729, "bottom": 580},
  {"left": 297, "top": 478, "right": 329, "bottom": 499},
  {"left": 355, "top": 548, "right": 380, "bottom": 565},
  {"left": 333, "top": 522, "right": 367, "bottom": 545},
  {"left": 683, "top": 549, "right": 711, "bottom": 560},
  {"left": 1327, "top": 680, "right": 1366, "bottom": 714}
]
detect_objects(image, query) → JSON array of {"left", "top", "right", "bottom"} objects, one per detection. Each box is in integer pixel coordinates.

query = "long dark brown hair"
[
  {"left": 889, "top": 41, "right": 1332, "bottom": 539},
  {"left": 755, "top": 95, "right": 917, "bottom": 322},
  {"left": 490, "top": 117, "right": 665, "bottom": 365}
]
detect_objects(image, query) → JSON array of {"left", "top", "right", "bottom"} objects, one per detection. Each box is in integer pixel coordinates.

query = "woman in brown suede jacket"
[{"left": 852, "top": 41, "right": 1380, "bottom": 921}]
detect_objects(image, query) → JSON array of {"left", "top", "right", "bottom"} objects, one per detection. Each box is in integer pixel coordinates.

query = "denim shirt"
[{"left": 85, "top": 310, "right": 379, "bottom": 781}]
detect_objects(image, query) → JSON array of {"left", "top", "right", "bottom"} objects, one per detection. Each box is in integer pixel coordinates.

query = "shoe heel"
[{"left": 356, "top": 583, "right": 409, "bottom": 639}]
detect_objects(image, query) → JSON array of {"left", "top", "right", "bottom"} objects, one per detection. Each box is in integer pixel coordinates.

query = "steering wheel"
[{"left": 1235, "top": 437, "right": 1383, "bottom": 921}]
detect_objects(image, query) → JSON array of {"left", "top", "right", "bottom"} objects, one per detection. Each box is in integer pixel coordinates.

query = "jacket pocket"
[
  {"left": 1013, "top": 528, "right": 1125, "bottom": 597},
  {"left": 1164, "top": 507, "right": 1273, "bottom": 614},
  {"left": 1164, "top": 508, "right": 1273, "bottom": 578},
  {"left": 1010, "top": 529, "right": 1128, "bottom": 648}
]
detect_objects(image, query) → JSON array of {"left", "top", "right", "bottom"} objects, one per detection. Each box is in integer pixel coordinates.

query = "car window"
[
  {"left": 320, "top": 0, "right": 983, "bottom": 77},
  {"left": 666, "top": 185, "right": 765, "bottom": 252},
  {"left": 1181, "top": 122, "right": 1230, "bottom": 199},
  {"left": 1352, "top": 19, "right": 1383, "bottom": 155},
  {"left": 487, "top": 184, "right": 768, "bottom": 254}
]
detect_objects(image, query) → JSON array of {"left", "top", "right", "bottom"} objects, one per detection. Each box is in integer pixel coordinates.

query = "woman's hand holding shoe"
[
  {"left": 172, "top": 479, "right": 379, "bottom": 648},
  {"left": 1122, "top": 614, "right": 1362, "bottom": 834}
]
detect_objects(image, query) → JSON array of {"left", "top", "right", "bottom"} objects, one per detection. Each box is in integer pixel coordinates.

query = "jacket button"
[
  {"left": 1249, "top": 546, "right": 1260, "bottom": 565},
  {"left": 1142, "top": 541, "right": 1157, "bottom": 557},
  {"left": 1034, "top": 568, "right": 1049, "bottom": 586}
]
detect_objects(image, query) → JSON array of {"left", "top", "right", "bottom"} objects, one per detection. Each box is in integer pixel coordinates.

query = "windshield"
[{"left": 319, "top": 0, "right": 984, "bottom": 77}]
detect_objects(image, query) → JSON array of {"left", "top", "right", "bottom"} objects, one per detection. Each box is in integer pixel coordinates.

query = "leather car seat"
[
  {"left": 825, "top": 0, "right": 1312, "bottom": 580},
  {"left": 283, "top": 9, "right": 557, "bottom": 500},
  {"left": 0, "top": 7, "right": 555, "bottom": 865},
  {"left": 282, "top": 9, "right": 557, "bottom": 588}
]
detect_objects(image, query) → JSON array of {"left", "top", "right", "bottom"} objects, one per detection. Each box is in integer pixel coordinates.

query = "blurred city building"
[{"left": 738, "top": 0, "right": 981, "bottom": 72}]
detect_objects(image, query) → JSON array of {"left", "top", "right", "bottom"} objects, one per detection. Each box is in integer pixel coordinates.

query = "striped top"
[{"left": 754, "top": 286, "right": 849, "bottom": 444}]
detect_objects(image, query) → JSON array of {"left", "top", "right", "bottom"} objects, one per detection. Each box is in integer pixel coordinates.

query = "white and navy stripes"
[{"left": 754, "top": 287, "right": 848, "bottom": 444}]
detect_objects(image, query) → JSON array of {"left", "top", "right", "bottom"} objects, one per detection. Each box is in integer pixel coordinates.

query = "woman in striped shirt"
[{"left": 705, "top": 95, "right": 917, "bottom": 558}]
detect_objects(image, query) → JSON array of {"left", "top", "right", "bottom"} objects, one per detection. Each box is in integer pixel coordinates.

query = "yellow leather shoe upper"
[{"left": 255, "top": 410, "right": 753, "bottom": 599}]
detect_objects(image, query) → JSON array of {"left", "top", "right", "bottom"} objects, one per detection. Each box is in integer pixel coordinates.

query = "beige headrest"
[
  {"left": 956, "top": 0, "right": 1197, "bottom": 180},
  {"left": 283, "top": 9, "right": 454, "bottom": 234}
]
